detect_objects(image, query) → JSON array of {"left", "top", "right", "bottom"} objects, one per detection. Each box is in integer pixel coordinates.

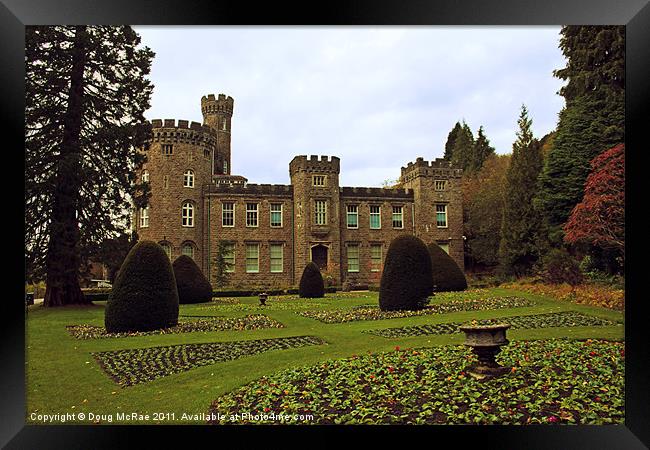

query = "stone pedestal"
[{"left": 459, "top": 323, "right": 511, "bottom": 381}]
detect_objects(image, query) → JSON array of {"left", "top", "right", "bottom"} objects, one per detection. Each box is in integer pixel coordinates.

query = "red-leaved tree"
[{"left": 563, "top": 144, "right": 624, "bottom": 262}]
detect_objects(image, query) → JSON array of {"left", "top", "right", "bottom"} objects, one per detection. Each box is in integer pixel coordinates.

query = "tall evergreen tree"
[
  {"left": 443, "top": 122, "right": 462, "bottom": 160},
  {"left": 536, "top": 26, "right": 624, "bottom": 236},
  {"left": 498, "top": 105, "right": 545, "bottom": 276},
  {"left": 468, "top": 126, "right": 496, "bottom": 173},
  {"left": 25, "top": 26, "right": 154, "bottom": 306},
  {"left": 450, "top": 121, "right": 474, "bottom": 171}
]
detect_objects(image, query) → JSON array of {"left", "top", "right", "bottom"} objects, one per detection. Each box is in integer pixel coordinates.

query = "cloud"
[{"left": 134, "top": 26, "right": 566, "bottom": 187}]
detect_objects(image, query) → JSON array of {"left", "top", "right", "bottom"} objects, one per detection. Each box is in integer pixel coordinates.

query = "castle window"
[
  {"left": 312, "top": 175, "right": 325, "bottom": 187},
  {"left": 222, "top": 118, "right": 227, "bottom": 131},
  {"left": 182, "top": 202, "right": 194, "bottom": 227},
  {"left": 181, "top": 243, "right": 194, "bottom": 259},
  {"left": 436, "top": 204, "right": 448, "bottom": 228},
  {"left": 435, "top": 180, "right": 446, "bottom": 191},
  {"left": 246, "top": 243, "right": 259, "bottom": 273},
  {"left": 370, "top": 244, "right": 382, "bottom": 272},
  {"left": 347, "top": 244, "right": 360, "bottom": 273},
  {"left": 160, "top": 242, "right": 172, "bottom": 260},
  {"left": 141, "top": 170, "right": 149, "bottom": 183},
  {"left": 184, "top": 170, "right": 194, "bottom": 188},
  {"left": 392, "top": 206, "right": 403, "bottom": 229},
  {"left": 162, "top": 144, "right": 173, "bottom": 156},
  {"left": 223, "top": 160, "right": 228, "bottom": 175},
  {"left": 314, "top": 200, "right": 327, "bottom": 225},
  {"left": 139, "top": 207, "right": 149, "bottom": 228},
  {"left": 270, "top": 243, "right": 283, "bottom": 273},
  {"left": 246, "top": 203, "right": 258, "bottom": 227},
  {"left": 223, "top": 242, "right": 235, "bottom": 273},
  {"left": 164, "top": 175, "right": 169, "bottom": 189},
  {"left": 188, "top": 151, "right": 194, "bottom": 162},
  {"left": 222, "top": 202, "right": 234, "bottom": 227},
  {"left": 270, "top": 203, "right": 283, "bottom": 227},
  {"left": 438, "top": 242, "right": 450, "bottom": 255},
  {"left": 346, "top": 205, "right": 358, "bottom": 229},
  {"left": 204, "top": 149, "right": 210, "bottom": 158},
  {"left": 369, "top": 205, "right": 381, "bottom": 229}
]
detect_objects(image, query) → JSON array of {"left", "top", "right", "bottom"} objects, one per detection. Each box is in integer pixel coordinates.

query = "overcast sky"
[{"left": 134, "top": 26, "right": 566, "bottom": 187}]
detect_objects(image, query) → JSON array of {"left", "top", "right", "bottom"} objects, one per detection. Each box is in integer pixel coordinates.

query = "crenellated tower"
[
  {"left": 289, "top": 155, "right": 342, "bottom": 285},
  {"left": 400, "top": 157, "right": 464, "bottom": 270},
  {"left": 201, "top": 94, "right": 233, "bottom": 176}
]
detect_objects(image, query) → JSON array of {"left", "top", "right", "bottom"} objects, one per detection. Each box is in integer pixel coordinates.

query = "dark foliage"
[
  {"left": 379, "top": 235, "right": 433, "bottom": 311},
  {"left": 542, "top": 249, "right": 584, "bottom": 286},
  {"left": 173, "top": 255, "right": 213, "bottom": 304},
  {"left": 428, "top": 243, "right": 468, "bottom": 292},
  {"left": 105, "top": 241, "right": 179, "bottom": 332},
  {"left": 299, "top": 262, "right": 325, "bottom": 298}
]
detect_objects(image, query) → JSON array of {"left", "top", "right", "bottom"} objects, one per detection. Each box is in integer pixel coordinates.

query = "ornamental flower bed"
[
  {"left": 207, "top": 339, "right": 624, "bottom": 425},
  {"left": 501, "top": 282, "right": 624, "bottom": 311},
  {"left": 297, "top": 297, "right": 536, "bottom": 324},
  {"left": 94, "top": 335, "right": 326, "bottom": 386},
  {"left": 364, "top": 311, "right": 620, "bottom": 338},
  {"left": 67, "top": 315, "right": 284, "bottom": 339}
]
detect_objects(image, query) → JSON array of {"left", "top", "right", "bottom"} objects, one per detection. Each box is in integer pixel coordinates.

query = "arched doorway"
[{"left": 311, "top": 244, "right": 328, "bottom": 270}]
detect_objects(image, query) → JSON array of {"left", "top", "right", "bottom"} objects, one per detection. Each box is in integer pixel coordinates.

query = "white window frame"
[
  {"left": 347, "top": 244, "right": 360, "bottom": 273},
  {"left": 370, "top": 244, "right": 382, "bottom": 272},
  {"left": 182, "top": 202, "right": 194, "bottom": 227},
  {"left": 246, "top": 203, "right": 259, "bottom": 227},
  {"left": 314, "top": 200, "right": 327, "bottom": 225},
  {"left": 222, "top": 202, "right": 235, "bottom": 227},
  {"left": 181, "top": 243, "right": 194, "bottom": 259},
  {"left": 392, "top": 206, "right": 404, "bottom": 229},
  {"left": 436, "top": 204, "right": 448, "bottom": 228},
  {"left": 270, "top": 203, "right": 283, "bottom": 228},
  {"left": 223, "top": 160, "right": 228, "bottom": 174},
  {"left": 346, "top": 205, "right": 359, "bottom": 229},
  {"left": 162, "top": 144, "right": 173, "bottom": 156},
  {"left": 141, "top": 170, "right": 149, "bottom": 183},
  {"left": 434, "top": 180, "right": 446, "bottom": 191},
  {"left": 270, "top": 243, "right": 283, "bottom": 273},
  {"left": 160, "top": 242, "right": 171, "bottom": 260},
  {"left": 140, "top": 207, "right": 149, "bottom": 228},
  {"left": 369, "top": 205, "right": 381, "bottom": 229},
  {"left": 312, "top": 175, "right": 325, "bottom": 187},
  {"left": 245, "top": 243, "right": 259, "bottom": 273},
  {"left": 184, "top": 170, "right": 195, "bottom": 188}
]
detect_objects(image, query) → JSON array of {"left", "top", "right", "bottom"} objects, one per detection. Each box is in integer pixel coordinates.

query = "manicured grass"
[{"left": 25, "top": 288, "right": 624, "bottom": 425}]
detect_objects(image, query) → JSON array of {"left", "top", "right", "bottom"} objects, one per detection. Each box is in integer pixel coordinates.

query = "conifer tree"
[
  {"left": 443, "top": 122, "right": 462, "bottom": 160},
  {"left": 468, "top": 126, "right": 496, "bottom": 173},
  {"left": 498, "top": 105, "right": 545, "bottom": 276},
  {"left": 536, "top": 26, "right": 624, "bottom": 236},
  {"left": 450, "top": 121, "right": 474, "bottom": 171},
  {"left": 25, "top": 26, "right": 154, "bottom": 306}
]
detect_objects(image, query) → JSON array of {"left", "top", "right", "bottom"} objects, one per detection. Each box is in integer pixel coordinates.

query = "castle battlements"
[
  {"left": 289, "top": 155, "right": 341, "bottom": 175},
  {"left": 340, "top": 186, "right": 413, "bottom": 200},
  {"left": 201, "top": 93, "right": 234, "bottom": 115},
  {"left": 150, "top": 119, "right": 217, "bottom": 145},
  {"left": 205, "top": 182, "right": 293, "bottom": 197},
  {"left": 400, "top": 157, "right": 463, "bottom": 181}
]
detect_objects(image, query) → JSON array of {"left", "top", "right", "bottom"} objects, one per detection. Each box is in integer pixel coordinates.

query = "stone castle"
[{"left": 135, "top": 93, "right": 464, "bottom": 289}]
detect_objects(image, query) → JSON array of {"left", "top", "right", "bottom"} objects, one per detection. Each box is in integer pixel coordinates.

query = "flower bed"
[
  {"left": 364, "top": 311, "right": 619, "bottom": 338},
  {"left": 207, "top": 339, "right": 624, "bottom": 425},
  {"left": 67, "top": 315, "right": 284, "bottom": 339},
  {"left": 501, "top": 282, "right": 624, "bottom": 311},
  {"left": 93, "top": 335, "right": 326, "bottom": 386},
  {"left": 297, "top": 296, "right": 536, "bottom": 323}
]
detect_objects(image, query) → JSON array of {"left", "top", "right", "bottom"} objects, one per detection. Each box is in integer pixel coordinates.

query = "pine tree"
[
  {"left": 536, "top": 26, "right": 624, "bottom": 234},
  {"left": 443, "top": 122, "right": 462, "bottom": 160},
  {"left": 468, "top": 126, "right": 496, "bottom": 173},
  {"left": 498, "top": 105, "right": 545, "bottom": 276},
  {"left": 450, "top": 121, "right": 474, "bottom": 171},
  {"left": 25, "top": 26, "right": 154, "bottom": 306}
]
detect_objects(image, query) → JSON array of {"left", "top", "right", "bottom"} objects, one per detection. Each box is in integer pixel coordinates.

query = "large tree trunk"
[{"left": 43, "top": 26, "right": 90, "bottom": 307}]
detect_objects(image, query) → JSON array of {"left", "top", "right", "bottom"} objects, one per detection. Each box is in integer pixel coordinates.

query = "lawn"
[{"left": 25, "top": 288, "right": 624, "bottom": 425}]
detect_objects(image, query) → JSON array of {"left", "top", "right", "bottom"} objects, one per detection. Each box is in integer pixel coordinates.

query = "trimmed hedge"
[
  {"left": 427, "top": 243, "right": 467, "bottom": 292},
  {"left": 379, "top": 235, "right": 433, "bottom": 311},
  {"left": 173, "top": 255, "right": 213, "bottom": 304},
  {"left": 299, "top": 262, "right": 325, "bottom": 298},
  {"left": 105, "top": 241, "right": 179, "bottom": 333}
]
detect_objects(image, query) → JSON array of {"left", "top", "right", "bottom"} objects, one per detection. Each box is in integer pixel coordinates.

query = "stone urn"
[
  {"left": 258, "top": 292, "right": 268, "bottom": 306},
  {"left": 459, "top": 323, "right": 511, "bottom": 380}
]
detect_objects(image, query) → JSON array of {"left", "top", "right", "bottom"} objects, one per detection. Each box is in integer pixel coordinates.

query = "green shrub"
[
  {"left": 299, "top": 262, "right": 325, "bottom": 298},
  {"left": 379, "top": 235, "right": 433, "bottom": 311},
  {"left": 427, "top": 243, "right": 468, "bottom": 292},
  {"left": 172, "top": 255, "right": 213, "bottom": 304},
  {"left": 105, "top": 241, "right": 179, "bottom": 333},
  {"left": 542, "top": 249, "right": 583, "bottom": 286}
]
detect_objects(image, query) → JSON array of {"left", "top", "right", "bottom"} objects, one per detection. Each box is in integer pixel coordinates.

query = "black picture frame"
[{"left": 5, "top": 0, "right": 648, "bottom": 447}]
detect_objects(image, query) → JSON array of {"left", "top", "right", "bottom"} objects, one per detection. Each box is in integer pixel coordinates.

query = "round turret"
[{"left": 201, "top": 93, "right": 234, "bottom": 176}]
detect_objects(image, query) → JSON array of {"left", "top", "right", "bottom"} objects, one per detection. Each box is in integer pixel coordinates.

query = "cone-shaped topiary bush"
[
  {"left": 172, "top": 255, "right": 213, "bottom": 304},
  {"left": 105, "top": 241, "right": 179, "bottom": 333},
  {"left": 379, "top": 235, "right": 433, "bottom": 311},
  {"left": 299, "top": 262, "right": 325, "bottom": 298},
  {"left": 427, "top": 243, "right": 468, "bottom": 292}
]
